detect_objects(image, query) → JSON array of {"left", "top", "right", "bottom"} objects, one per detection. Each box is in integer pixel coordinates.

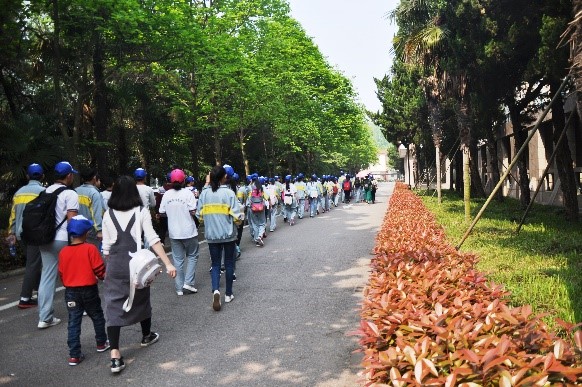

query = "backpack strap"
[{"left": 54, "top": 186, "right": 70, "bottom": 233}]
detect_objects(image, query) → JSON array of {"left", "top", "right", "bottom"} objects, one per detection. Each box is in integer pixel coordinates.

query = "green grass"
[{"left": 419, "top": 190, "right": 582, "bottom": 327}]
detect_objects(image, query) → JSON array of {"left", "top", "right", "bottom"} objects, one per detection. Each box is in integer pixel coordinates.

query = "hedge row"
[{"left": 356, "top": 183, "right": 582, "bottom": 386}]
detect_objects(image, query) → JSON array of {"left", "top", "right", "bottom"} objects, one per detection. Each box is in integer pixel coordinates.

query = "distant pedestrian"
[
  {"left": 58, "top": 215, "right": 108, "bottom": 366},
  {"left": 100, "top": 176, "right": 114, "bottom": 211},
  {"left": 101, "top": 175, "right": 176, "bottom": 374},
  {"left": 76, "top": 167, "right": 104, "bottom": 245},
  {"left": 134, "top": 168, "right": 156, "bottom": 209},
  {"left": 196, "top": 165, "right": 244, "bottom": 311},
  {"left": 7, "top": 163, "right": 45, "bottom": 309},
  {"left": 37, "top": 161, "right": 80, "bottom": 329},
  {"left": 159, "top": 169, "right": 200, "bottom": 296},
  {"left": 281, "top": 175, "right": 297, "bottom": 225}
]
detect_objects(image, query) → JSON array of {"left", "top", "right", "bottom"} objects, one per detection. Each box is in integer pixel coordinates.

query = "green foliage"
[{"left": 0, "top": 0, "right": 376, "bottom": 218}]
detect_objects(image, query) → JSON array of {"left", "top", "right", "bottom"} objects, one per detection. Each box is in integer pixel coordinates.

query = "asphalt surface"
[{"left": 0, "top": 182, "right": 394, "bottom": 387}]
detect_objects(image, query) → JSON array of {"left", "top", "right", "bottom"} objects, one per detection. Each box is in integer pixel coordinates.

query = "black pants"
[{"left": 107, "top": 318, "right": 151, "bottom": 350}]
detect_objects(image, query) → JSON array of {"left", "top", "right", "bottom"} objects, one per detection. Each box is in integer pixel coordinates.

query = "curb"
[{"left": 0, "top": 267, "right": 25, "bottom": 280}]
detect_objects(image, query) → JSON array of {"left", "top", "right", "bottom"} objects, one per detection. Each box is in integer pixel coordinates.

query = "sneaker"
[
  {"left": 96, "top": 341, "right": 110, "bottom": 352},
  {"left": 232, "top": 273, "right": 237, "bottom": 282},
  {"left": 110, "top": 357, "right": 125, "bottom": 373},
  {"left": 68, "top": 354, "right": 85, "bottom": 366},
  {"left": 212, "top": 290, "right": 221, "bottom": 311},
  {"left": 38, "top": 317, "right": 61, "bottom": 329},
  {"left": 256, "top": 237, "right": 264, "bottom": 247},
  {"left": 18, "top": 299, "right": 38, "bottom": 309},
  {"left": 220, "top": 266, "right": 225, "bottom": 273},
  {"left": 183, "top": 284, "right": 198, "bottom": 293},
  {"left": 225, "top": 294, "right": 234, "bottom": 303},
  {"left": 141, "top": 332, "right": 159, "bottom": 347}
]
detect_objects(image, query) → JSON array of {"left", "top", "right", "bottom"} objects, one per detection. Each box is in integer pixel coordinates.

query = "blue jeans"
[
  {"left": 65, "top": 285, "right": 107, "bottom": 358},
  {"left": 296, "top": 199, "right": 305, "bottom": 218},
  {"left": 309, "top": 197, "right": 318, "bottom": 216},
  {"left": 208, "top": 242, "right": 235, "bottom": 296},
  {"left": 39, "top": 240, "right": 68, "bottom": 322},
  {"left": 170, "top": 237, "right": 200, "bottom": 292},
  {"left": 284, "top": 204, "right": 296, "bottom": 222},
  {"left": 269, "top": 206, "right": 277, "bottom": 231}
]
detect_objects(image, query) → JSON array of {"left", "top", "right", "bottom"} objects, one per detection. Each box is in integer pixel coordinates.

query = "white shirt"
[
  {"left": 101, "top": 190, "right": 112, "bottom": 211},
  {"left": 159, "top": 188, "right": 198, "bottom": 239},
  {"left": 136, "top": 184, "right": 156, "bottom": 209},
  {"left": 101, "top": 206, "right": 160, "bottom": 255},
  {"left": 46, "top": 183, "right": 79, "bottom": 241}
]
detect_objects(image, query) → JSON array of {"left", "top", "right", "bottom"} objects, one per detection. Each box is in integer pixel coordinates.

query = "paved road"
[{"left": 0, "top": 182, "right": 394, "bottom": 386}]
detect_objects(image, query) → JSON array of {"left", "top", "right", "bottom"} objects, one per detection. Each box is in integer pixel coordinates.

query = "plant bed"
[{"left": 356, "top": 183, "right": 582, "bottom": 386}]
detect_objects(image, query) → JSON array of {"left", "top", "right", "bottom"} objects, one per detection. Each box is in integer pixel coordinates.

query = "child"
[{"left": 58, "top": 215, "right": 108, "bottom": 366}]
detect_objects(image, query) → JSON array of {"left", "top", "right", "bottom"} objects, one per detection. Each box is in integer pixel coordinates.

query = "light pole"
[{"left": 398, "top": 142, "right": 410, "bottom": 188}]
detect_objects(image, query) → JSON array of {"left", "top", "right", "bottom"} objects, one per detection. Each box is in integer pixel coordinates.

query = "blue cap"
[
  {"left": 285, "top": 174, "right": 291, "bottom": 182},
  {"left": 269, "top": 177, "right": 275, "bottom": 183},
  {"left": 185, "top": 176, "right": 194, "bottom": 183},
  {"left": 134, "top": 168, "right": 147, "bottom": 179},
  {"left": 232, "top": 173, "right": 239, "bottom": 181},
  {"left": 27, "top": 163, "right": 43, "bottom": 178},
  {"left": 223, "top": 164, "right": 234, "bottom": 177},
  {"left": 54, "top": 161, "right": 78, "bottom": 176},
  {"left": 298, "top": 173, "right": 304, "bottom": 179},
  {"left": 67, "top": 215, "right": 94, "bottom": 237},
  {"left": 259, "top": 177, "right": 266, "bottom": 184}
]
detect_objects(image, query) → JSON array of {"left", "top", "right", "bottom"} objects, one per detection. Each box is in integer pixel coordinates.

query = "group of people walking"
[{"left": 5, "top": 161, "right": 378, "bottom": 373}]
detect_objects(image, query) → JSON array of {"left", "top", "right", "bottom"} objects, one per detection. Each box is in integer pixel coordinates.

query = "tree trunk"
[
  {"left": 52, "top": 0, "right": 74, "bottom": 162},
  {"left": 454, "top": 150, "right": 462, "bottom": 193},
  {"left": 458, "top": 101, "right": 471, "bottom": 221},
  {"left": 508, "top": 103, "right": 531, "bottom": 209},
  {"left": 92, "top": 27, "right": 108, "bottom": 178},
  {"left": 239, "top": 130, "right": 250, "bottom": 176},
  {"left": 550, "top": 80, "right": 579, "bottom": 221},
  {"left": 571, "top": 1, "right": 582, "bottom": 115},
  {"left": 435, "top": 145, "right": 442, "bottom": 203},
  {"left": 470, "top": 141, "right": 486, "bottom": 198},
  {"left": 487, "top": 134, "right": 503, "bottom": 202}
]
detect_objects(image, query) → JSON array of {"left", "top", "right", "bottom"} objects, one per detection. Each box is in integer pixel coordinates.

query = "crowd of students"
[{"left": 5, "top": 161, "right": 379, "bottom": 373}]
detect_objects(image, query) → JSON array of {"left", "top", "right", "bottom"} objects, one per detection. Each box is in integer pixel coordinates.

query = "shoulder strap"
[{"left": 54, "top": 186, "right": 70, "bottom": 231}]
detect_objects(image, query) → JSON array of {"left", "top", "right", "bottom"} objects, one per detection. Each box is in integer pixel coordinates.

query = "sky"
[{"left": 287, "top": 0, "right": 400, "bottom": 113}]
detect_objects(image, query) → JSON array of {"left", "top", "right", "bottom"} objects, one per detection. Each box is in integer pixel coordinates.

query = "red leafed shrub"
[{"left": 355, "top": 183, "right": 582, "bottom": 386}]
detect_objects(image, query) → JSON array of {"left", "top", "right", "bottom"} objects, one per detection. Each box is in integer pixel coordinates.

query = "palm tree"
[{"left": 392, "top": 0, "right": 450, "bottom": 206}]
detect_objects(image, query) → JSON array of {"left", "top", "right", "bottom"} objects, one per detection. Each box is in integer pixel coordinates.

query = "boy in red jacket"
[{"left": 58, "top": 215, "right": 108, "bottom": 366}]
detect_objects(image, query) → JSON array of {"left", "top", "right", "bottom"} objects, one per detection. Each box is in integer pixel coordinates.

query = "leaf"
[
  {"left": 414, "top": 358, "right": 424, "bottom": 384},
  {"left": 445, "top": 373, "right": 457, "bottom": 387},
  {"left": 423, "top": 358, "right": 438, "bottom": 377},
  {"left": 553, "top": 339, "right": 565, "bottom": 360},
  {"left": 498, "top": 370, "right": 512, "bottom": 387},
  {"left": 403, "top": 346, "right": 417, "bottom": 365},
  {"left": 435, "top": 302, "right": 443, "bottom": 316},
  {"left": 390, "top": 367, "right": 404, "bottom": 387},
  {"left": 574, "top": 330, "right": 582, "bottom": 351}
]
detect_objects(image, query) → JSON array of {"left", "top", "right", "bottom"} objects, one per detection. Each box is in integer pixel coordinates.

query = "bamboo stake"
[
  {"left": 456, "top": 75, "right": 570, "bottom": 250},
  {"left": 515, "top": 109, "right": 575, "bottom": 233}
]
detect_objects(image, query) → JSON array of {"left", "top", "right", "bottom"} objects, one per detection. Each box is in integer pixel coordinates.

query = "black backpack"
[{"left": 21, "top": 186, "right": 69, "bottom": 245}]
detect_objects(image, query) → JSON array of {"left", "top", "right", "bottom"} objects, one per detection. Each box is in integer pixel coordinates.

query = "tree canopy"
[{"left": 0, "top": 0, "right": 377, "bottom": 197}]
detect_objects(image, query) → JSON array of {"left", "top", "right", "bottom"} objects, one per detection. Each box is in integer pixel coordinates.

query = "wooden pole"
[
  {"left": 455, "top": 75, "right": 570, "bottom": 250},
  {"left": 515, "top": 109, "right": 575, "bottom": 233}
]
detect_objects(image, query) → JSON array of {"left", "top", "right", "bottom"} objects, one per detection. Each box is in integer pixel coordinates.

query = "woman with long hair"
[
  {"left": 196, "top": 165, "right": 243, "bottom": 311},
  {"left": 102, "top": 176, "right": 176, "bottom": 373}
]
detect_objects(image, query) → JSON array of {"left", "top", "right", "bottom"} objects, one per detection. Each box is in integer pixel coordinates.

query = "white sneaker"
[
  {"left": 38, "top": 317, "right": 61, "bottom": 329},
  {"left": 183, "top": 284, "right": 198, "bottom": 293},
  {"left": 225, "top": 294, "right": 234, "bottom": 303},
  {"left": 176, "top": 291, "right": 184, "bottom": 296},
  {"left": 212, "top": 290, "right": 221, "bottom": 311}
]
